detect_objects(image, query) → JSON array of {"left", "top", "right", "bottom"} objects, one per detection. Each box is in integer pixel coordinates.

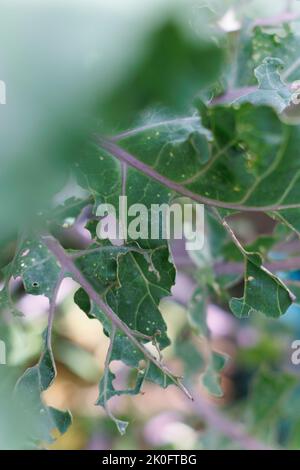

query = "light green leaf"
[
  {"left": 107, "top": 103, "right": 300, "bottom": 213},
  {"left": 188, "top": 287, "right": 208, "bottom": 336},
  {"left": 10, "top": 238, "right": 61, "bottom": 299},
  {"left": 235, "top": 57, "right": 291, "bottom": 112},
  {"left": 236, "top": 24, "right": 300, "bottom": 87},
  {"left": 230, "top": 251, "right": 294, "bottom": 318},
  {"left": 15, "top": 329, "right": 72, "bottom": 443},
  {"left": 74, "top": 239, "right": 177, "bottom": 431},
  {"left": 50, "top": 197, "right": 90, "bottom": 228},
  {"left": 202, "top": 352, "right": 229, "bottom": 398}
]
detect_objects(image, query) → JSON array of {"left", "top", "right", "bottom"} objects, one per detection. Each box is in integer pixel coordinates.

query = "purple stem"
[
  {"left": 211, "top": 86, "right": 256, "bottom": 105},
  {"left": 215, "top": 257, "right": 300, "bottom": 276},
  {"left": 253, "top": 11, "right": 300, "bottom": 27},
  {"left": 96, "top": 137, "right": 300, "bottom": 212},
  {"left": 42, "top": 234, "right": 192, "bottom": 399}
]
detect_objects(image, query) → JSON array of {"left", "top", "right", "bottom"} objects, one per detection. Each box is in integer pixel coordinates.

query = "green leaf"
[
  {"left": 107, "top": 102, "right": 300, "bottom": 213},
  {"left": 230, "top": 251, "right": 293, "bottom": 318},
  {"left": 10, "top": 238, "right": 61, "bottom": 299},
  {"left": 235, "top": 57, "right": 291, "bottom": 113},
  {"left": 97, "top": 369, "right": 146, "bottom": 407},
  {"left": 50, "top": 197, "right": 90, "bottom": 228},
  {"left": 186, "top": 287, "right": 228, "bottom": 396},
  {"left": 285, "top": 281, "right": 300, "bottom": 305},
  {"left": 188, "top": 287, "right": 208, "bottom": 336},
  {"left": 202, "top": 352, "right": 229, "bottom": 398},
  {"left": 236, "top": 24, "right": 300, "bottom": 87},
  {"left": 74, "top": 242, "right": 175, "bottom": 348},
  {"left": 175, "top": 337, "right": 205, "bottom": 381},
  {"left": 74, "top": 239, "right": 178, "bottom": 431},
  {"left": 0, "top": 288, "right": 21, "bottom": 318},
  {"left": 75, "top": 145, "right": 122, "bottom": 208},
  {"left": 117, "top": 116, "right": 214, "bottom": 188},
  {"left": 271, "top": 209, "right": 300, "bottom": 237},
  {"left": 15, "top": 329, "right": 71, "bottom": 443},
  {"left": 223, "top": 235, "right": 278, "bottom": 263}
]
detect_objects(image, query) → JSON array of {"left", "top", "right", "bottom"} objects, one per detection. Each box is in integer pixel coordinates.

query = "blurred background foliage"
[{"left": 2, "top": 0, "right": 300, "bottom": 450}]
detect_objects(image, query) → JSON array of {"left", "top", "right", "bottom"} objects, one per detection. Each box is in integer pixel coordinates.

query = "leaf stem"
[
  {"left": 102, "top": 323, "right": 124, "bottom": 430},
  {"left": 96, "top": 137, "right": 300, "bottom": 213},
  {"left": 42, "top": 234, "right": 192, "bottom": 400},
  {"left": 111, "top": 117, "right": 200, "bottom": 141},
  {"left": 214, "top": 257, "right": 300, "bottom": 276},
  {"left": 212, "top": 208, "right": 247, "bottom": 255},
  {"left": 46, "top": 270, "right": 65, "bottom": 350},
  {"left": 70, "top": 245, "right": 149, "bottom": 259}
]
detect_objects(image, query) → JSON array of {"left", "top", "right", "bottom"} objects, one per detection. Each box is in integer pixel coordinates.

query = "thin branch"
[
  {"left": 190, "top": 392, "right": 275, "bottom": 450},
  {"left": 102, "top": 323, "right": 124, "bottom": 429},
  {"left": 213, "top": 67, "right": 296, "bottom": 103},
  {"left": 211, "top": 86, "right": 256, "bottom": 105},
  {"left": 46, "top": 270, "right": 65, "bottom": 349},
  {"left": 96, "top": 137, "right": 300, "bottom": 213},
  {"left": 70, "top": 245, "right": 150, "bottom": 259},
  {"left": 212, "top": 208, "right": 246, "bottom": 254},
  {"left": 111, "top": 117, "right": 199, "bottom": 142},
  {"left": 214, "top": 257, "right": 300, "bottom": 276},
  {"left": 42, "top": 234, "right": 192, "bottom": 400}
]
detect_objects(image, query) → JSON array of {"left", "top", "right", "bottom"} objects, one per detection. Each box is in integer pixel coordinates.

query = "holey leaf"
[
  {"left": 230, "top": 251, "right": 294, "bottom": 319},
  {"left": 211, "top": 209, "right": 294, "bottom": 319},
  {"left": 97, "top": 102, "right": 300, "bottom": 213},
  {"left": 74, "top": 240, "right": 175, "bottom": 348},
  {"left": 235, "top": 57, "right": 292, "bottom": 113},
  {"left": 74, "top": 242, "right": 175, "bottom": 349},
  {"left": 73, "top": 132, "right": 180, "bottom": 429},
  {"left": 186, "top": 287, "right": 228, "bottom": 397},
  {"left": 49, "top": 196, "right": 90, "bottom": 229},
  {"left": 15, "top": 329, "right": 71, "bottom": 444},
  {"left": 9, "top": 237, "right": 61, "bottom": 299},
  {"left": 236, "top": 23, "right": 300, "bottom": 88},
  {"left": 73, "top": 239, "right": 177, "bottom": 429},
  {"left": 201, "top": 351, "right": 229, "bottom": 398},
  {"left": 96, "top": 365, "right": 145, "bottom": 435},
  {"left": 76, "top": 116, "right": 212, "bottom": 230}
]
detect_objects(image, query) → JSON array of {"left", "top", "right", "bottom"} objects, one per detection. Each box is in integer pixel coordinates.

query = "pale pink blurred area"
[
  {"left": 144, "top": 412, "right": 197, "bottom": 449},
  {"left": 207, "top": 304, "right": 237, "bottom": 338},
  {"left": 17, "top": 277, "right": 79, "bottom": 320},
  {"left": 171, "top": 272, "right": 196, "bottom": 306}
]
